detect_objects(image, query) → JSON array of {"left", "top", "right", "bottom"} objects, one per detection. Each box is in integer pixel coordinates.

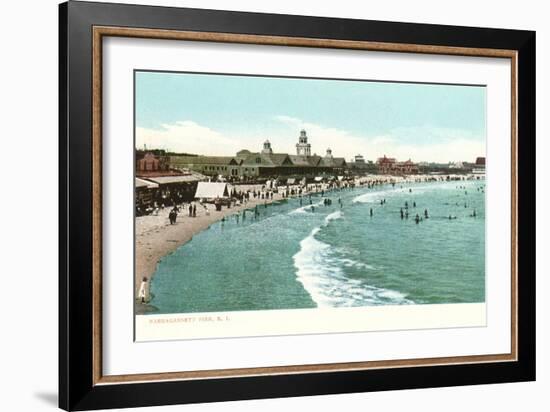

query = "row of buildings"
[
  {"left": 167, "top": 130, "right": 348, "bottom": 178},
  {"left": 137, "top": 130, "right": 487, "bottom": 179},
  {"left": 135, "top": 130, "right": 351, "bottom": 208},
  {"left": 135, "top": 130, "right": 485, "bottom": 209}
]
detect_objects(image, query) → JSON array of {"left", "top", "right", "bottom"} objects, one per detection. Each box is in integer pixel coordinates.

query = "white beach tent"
[{"left": 194, "top": 182, "right": 230, "bottom": 200}]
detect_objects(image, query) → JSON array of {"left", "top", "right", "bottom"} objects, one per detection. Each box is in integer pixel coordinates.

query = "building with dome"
[{"left": 168, "top": 130, "right": 347, "bottom": 179}]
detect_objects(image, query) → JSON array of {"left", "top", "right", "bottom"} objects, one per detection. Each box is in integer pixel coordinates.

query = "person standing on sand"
[
  {"left": 169, "top": 208, "right": 177, "bottom": 225},
  {"left": 138, "top": 277, "right": 148, "bottom": 304},
  {"left": 188, "top": 203, "right": 192, "bottom": 217},
  {"left": 193, "top": 204, "right": 197, "bottom": 217}
]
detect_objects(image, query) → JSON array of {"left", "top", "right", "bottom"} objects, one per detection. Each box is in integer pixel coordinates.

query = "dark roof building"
[
  {"left": 240, "top": 152, "right": 293, "bottom": 167},
  {"left": 167, "top": 131, "right": 351, "bottom": 178},
  {"left": 288, "top": 154, "right": 316, "bottom": 167},
  {"left": 170, "top": 155, "right": 242, "bottom": 177}
]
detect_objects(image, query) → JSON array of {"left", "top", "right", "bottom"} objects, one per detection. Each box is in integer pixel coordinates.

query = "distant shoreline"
[{"left": 134, "top": 174, "right": 484, "bottom": 314}]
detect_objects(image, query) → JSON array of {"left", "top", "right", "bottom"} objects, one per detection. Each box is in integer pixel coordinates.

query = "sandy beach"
[
  {"left": 135, "top": 184, "right": 300, "bottom": 312},
  {"left": 135, "top": 174, "right": 483, "bottom": 313}
]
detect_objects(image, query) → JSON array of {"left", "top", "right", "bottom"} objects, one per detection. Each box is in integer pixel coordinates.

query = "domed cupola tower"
[{"left": 261, "top": 140, "right": 273, "bottom": 154}]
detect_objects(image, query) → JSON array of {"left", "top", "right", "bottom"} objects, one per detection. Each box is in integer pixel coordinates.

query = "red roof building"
[
  {"left": 376, "top": 155, "right": 397, "bottom": 174},
  {"left": 376, "top": 155, "right": 418, "bottom": 175}
]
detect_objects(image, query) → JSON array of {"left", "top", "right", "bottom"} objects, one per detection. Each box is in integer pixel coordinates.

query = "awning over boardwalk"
[
  {"left": 145, "top": 174, "right": 204, "bottom": 185},
  {"left": 194, "top": 182, "right": 230, "bottom": 199},
  {"left": 135, "top": 178, "right": 159, "bottom": 189}
]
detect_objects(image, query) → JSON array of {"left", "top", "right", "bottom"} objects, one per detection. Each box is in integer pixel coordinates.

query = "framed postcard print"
[{"left": 59, "top": 1, "right": 536, "bottom": 410}]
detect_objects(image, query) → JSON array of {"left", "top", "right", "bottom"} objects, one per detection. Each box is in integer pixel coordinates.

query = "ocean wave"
[
  {"left": 288, "top": 200, "right": 325, "bottom": 214},
  {"left": 351, "top": 187, "right": 427, "bottom": 203},
  {"left": 351, "top": 184, "right": 458, "bottom": 204},
  {"left": 324, "top": 210, "right": 343, "bottom": 224},
  {"left": 292, "top": 219, "right": 413, "bottom": 308},
  {"left": 352, "top": 188, "right": 409, "bottom": 204}
]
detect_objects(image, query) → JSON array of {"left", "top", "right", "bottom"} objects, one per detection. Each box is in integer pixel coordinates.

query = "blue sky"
[{"left": 135, "top": 71, "right": 486, "bottom": 163}]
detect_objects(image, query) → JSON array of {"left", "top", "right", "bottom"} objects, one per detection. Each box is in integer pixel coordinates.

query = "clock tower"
[{"left": 295, "top": 129, "right": 311, "bottom": 156}]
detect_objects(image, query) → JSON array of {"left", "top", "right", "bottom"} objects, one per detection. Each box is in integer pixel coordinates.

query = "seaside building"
[
  {"left": 319, "top": 148, "right": 347, "bottom": 172},
  {"left": 135, "top": 150, "right": 208, "bottom": 208},
  {"left": 376, "top": 155, "right": 419, "bottom": 175},
  {"left": 376, "top": 155, "right": 397, "bottom": 174},
  {"left": 239, "top": 151, "right": 295, "bottom": 177},
  {"left": 136, "top": 150, "right": 170, "bottom": 173},
  {"left": 261, "top": 140, "right": 273, "bottom": 154},
  {"left": 348, "top": 154, "right": 377, "bottom": 172},
  {"left": 395, "top": 159, "right": 419, "bottom": 174},
  {"left": 135, "top": 177, "right": 159, "bottom": 206},
  {"left": 170, "top": 155, "right": 242, "bottom": 177},
  {"left": 168, "top": 130, "right": 347, "bottom": 178},
  {"left": 353, "top": 154, "right": 366, "bottom": 164},
  {"left": 473, "top": 156, "right": 486, "bottom": 175}
]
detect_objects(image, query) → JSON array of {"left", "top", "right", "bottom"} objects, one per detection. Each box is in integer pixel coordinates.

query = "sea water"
[{"left": 149, "top": 180, "right": 485, "bottom": 314}]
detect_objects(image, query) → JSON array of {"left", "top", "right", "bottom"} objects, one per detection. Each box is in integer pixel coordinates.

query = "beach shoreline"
[
  {"left": 135, "top": 174, "right": 483, "bottom": 314},
  {"left": 135, "top": 183, "right": 306, "bottom": 313}
]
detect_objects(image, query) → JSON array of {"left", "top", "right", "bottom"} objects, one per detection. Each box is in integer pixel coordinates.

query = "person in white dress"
[{"left": 138, "top": 277, "right": 148, "bottom": 303}]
